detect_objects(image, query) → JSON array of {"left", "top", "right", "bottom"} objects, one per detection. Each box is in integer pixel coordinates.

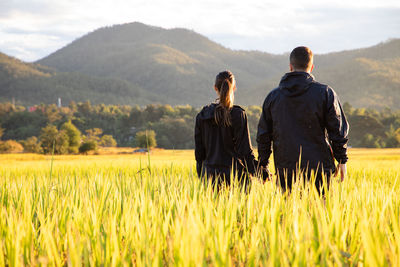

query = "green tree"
[
  {"left": 384, "top": 125, "right": 400, "bottom": 148},
  {"left": 39, "top": 125, "right": 69, "bottom": 154},
  {"left": 348, "top": 114, "right": 385, "bottom": 146},
  {"left": 343, "top": 102, "right": 354, "bottom": 116},
  {"left": 61, "top": 120, "right": 81, "bottom": 153},
  {"left": 85, "top": 128, "right": 103, "bottom": 142},
  {"left": 79, "top": 140, "right": 97, "bottom": 154},
  {"left": 44, "top": 104, "right": 62, "bottom": 123},
  {"left": 99, "top": 135, "right": 117, "bottom": 147},
  {"left": 151, "top": 117, "right": 192, "bottom": 149},
  {"left": 135, "top": 130, "right": 156, "bottom": 149},
  {"left": 20, "top": 136, "right": 43, "bottom": 153},
  {"left": 360, "top": 134, "right": 382, "bottom": 148},
  {"left": 78, "top": 101, "right": 92, "bottom": 114}
]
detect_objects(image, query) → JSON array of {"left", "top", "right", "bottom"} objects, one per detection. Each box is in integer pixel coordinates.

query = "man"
[{"left": 257, "top": 46, "right": 349, "bottom": 192}]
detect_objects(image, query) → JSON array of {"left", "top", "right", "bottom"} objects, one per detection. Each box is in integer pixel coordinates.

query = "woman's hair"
[{"left": 214, "top": 70, "right": 235, "bottom": 127}]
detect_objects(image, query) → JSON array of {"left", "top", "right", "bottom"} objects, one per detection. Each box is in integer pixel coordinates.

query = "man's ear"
[
  {"left": 289, "top": 64, "right": 294, "bottom": 72},
  {"left": 310, "top": 64, "right": 314, "bottom": 73}
]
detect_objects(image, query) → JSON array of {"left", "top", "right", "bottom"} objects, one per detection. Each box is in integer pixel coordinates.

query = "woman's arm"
[
  {"left": 231, "top": 108, "right": 257, "bottom": 175},
  {"left": 194, "top": 114, "right": 205, "bottom": 177}
]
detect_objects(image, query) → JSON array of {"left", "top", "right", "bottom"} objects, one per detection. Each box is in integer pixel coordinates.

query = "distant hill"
[
  {"left": 0, "top": 52, "right": 161, "bottom": 106},
  {"left": 37, "top": 22, "right": 288, "bottom": 106},
  {"left": 313, "top": 39, "right": 400, "bottom": 109},
  {"left": 2, "top": 22, "right": 400, "bottom": 109}
]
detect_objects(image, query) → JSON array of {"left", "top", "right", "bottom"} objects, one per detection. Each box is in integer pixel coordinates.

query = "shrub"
[
  {"left": 0, "top": 140, "right": 24, "bottom": 153},
  {"left": 61, "top": 121, "right": 81, "bottom": 154},
  {"left": 79, "top": 140, "right": 98, "bottom": 154},
  {"left": 39, "top": 125, "right": 69, "bottom": 154},
  {"left": 99, "top": 135, "right": 117, "bottom": 147},
  {"left": 135, "top": 130, "right": 156, "bottom": 149},
  {"left": 20, "top": 136, "right": 43, "bottom": 153}
]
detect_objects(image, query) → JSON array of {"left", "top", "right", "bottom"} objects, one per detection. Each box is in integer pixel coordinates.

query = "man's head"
[{"left": 289, "top": 46, "right": 314, "bottom": 73}]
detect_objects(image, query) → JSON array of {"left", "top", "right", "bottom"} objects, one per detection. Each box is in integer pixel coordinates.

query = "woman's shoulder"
[
  {"left": 231, "top": 105, "right": 246, "bottom": 114},
  {"left": 197, "top": 103, "right": 217, "bottom": 120},
  {"left": 202, "top": 103, "right": 218, "bottom": 110},
  {"left": 231, "top": 105, "right": 247, "bottom": 121}
]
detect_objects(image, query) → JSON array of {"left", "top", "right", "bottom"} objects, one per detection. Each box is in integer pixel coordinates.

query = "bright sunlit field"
[{"left": 0, "top": 148, "right": 399, "bottom": 266}]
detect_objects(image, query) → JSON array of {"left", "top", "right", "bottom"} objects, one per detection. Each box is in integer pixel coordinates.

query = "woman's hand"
[{"left": 335, "top": 163, "right": 347, "bottom": 182}]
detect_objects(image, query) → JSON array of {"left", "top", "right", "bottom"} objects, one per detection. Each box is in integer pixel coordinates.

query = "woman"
[{"left": 194, "top": 70, "right": 258, "bottom": 186}]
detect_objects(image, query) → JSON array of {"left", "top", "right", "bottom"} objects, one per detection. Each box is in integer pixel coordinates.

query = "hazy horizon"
[{"left": 2, "top": 23, "right": 399, "bottom": 63}]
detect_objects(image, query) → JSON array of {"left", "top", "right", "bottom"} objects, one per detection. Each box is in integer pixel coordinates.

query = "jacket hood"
[
  {"left": 198, "top": 103, "right": 217, "bottom": 120},
  {"left": 279, "top": 71, "right": 315, "bottom": 97}
]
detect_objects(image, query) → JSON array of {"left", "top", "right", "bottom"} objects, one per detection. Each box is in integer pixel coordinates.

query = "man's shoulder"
[
  {"left": 309, "top": 79, "right": 335, "bottom": 92},
  {"left": 267, "top": 87, "right": 281, "bottom": 96},
  {"left": 308, "top": 80, "right": 338, "bottom": 98},
  {"left": 263, "top": 87, "right": 281, "bottom": 101},
  {"left": 262, "top": 87, "right": 281, "bottom": 106}
]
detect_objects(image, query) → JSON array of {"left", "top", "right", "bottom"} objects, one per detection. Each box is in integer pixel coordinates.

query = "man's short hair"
[{"left": 290, "top": 46, "right": 313, "bottom": 71}]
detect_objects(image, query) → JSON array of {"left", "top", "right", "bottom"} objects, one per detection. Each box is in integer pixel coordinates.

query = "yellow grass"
[{"left": 0, "top": 148, "right": 399, "bottom": 266}]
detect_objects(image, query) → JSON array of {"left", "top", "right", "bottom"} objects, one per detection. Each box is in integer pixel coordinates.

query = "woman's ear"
[{"left": 214, "top": 86, "right": 218, "bottom": 92}]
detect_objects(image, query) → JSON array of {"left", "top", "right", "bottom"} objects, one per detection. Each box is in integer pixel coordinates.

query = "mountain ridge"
[{"left": 1, "top": 22, "right": 399, "bottom": 108}]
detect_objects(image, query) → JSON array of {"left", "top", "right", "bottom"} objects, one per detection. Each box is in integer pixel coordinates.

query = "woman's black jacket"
[{"left": 194, "top": 103, "right": 257, "bottom": 178}]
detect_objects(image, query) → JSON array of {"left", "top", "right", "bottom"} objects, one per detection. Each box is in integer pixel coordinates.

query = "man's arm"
[
  {"left": 257, "top": 97, "right": 273, "bottom": 171},
  {"left": 325, "top": 87, "right": 349, "bottom": 179},
  {"left": 194, "top": 115, "right": 205, "bottom": 177}
]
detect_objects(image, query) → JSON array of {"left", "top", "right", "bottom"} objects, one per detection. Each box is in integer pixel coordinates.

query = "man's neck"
[{"left": 292, "top": 69, "right": 310, "bottom": 73}]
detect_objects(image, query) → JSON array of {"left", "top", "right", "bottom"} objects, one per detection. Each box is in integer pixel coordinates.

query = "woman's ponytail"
[{"left": 214, "top": 71, "right": 235, "bottom": 127}]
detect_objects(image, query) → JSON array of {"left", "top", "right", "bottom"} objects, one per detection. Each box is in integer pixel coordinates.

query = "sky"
[{"left": 1, "top": 0, "right": 399, "bottom": 62}]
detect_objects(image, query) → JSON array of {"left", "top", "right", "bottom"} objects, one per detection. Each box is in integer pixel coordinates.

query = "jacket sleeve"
[
  {"left": 232, "top": 110, "right": 257, "bottom": 175},
  {"left": 194, "top": 114, "right": 206, "bottom": 177},
  {"left": 325, "top": 87, "right": 349, "bottom": 164},
  {"left": 256, "top": 96, "right": 273, "bottom": 167}
]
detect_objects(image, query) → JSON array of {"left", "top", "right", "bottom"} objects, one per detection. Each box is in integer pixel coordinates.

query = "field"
[{"left": 0, "top": 148, "right": 399, "bottom": 266}]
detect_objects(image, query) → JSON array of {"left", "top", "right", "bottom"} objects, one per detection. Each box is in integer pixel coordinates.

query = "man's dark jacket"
[
  {"left": 257, "top": 71, "right": 349, "bottom": 174},
  {"left": 195, "top": 104, "right": 257, "bottom": 178}
]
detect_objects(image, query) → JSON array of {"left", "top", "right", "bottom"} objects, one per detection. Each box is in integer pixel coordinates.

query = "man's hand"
[
  {"left": 335, "top": 163, "right": 347, "bottom": 182},
  {"left": 261, "top": 166, "right": 271, "bottom": 182}
]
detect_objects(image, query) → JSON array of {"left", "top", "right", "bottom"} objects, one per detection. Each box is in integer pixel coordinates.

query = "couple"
[{"left": 195, "top": 46, "right": 349, "bottom": 192}]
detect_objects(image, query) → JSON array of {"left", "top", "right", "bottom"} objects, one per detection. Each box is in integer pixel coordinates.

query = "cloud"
[
  {"left": 207, "top": 6, "right": 400, "bottom": 54},
  {"left": 0, "top": 0, "right": 399, "bottom": 61}
]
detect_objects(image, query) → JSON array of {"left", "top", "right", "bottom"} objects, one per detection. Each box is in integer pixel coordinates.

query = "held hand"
[
  {"left": 261, "top": 166, "right": 271, "bottom": 182},
  {"left": 336, "top": 163, "right": 347, "bottom": 182}
]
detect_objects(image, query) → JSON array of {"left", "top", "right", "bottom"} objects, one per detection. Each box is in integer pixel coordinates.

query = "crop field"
[{"left": 0, "top": 148, "right": 399, "bottom": 266}]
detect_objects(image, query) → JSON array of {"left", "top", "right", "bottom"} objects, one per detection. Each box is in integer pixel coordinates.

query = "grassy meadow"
[{"left": 0, "top": 148, "right": 399, "bottom": 266}]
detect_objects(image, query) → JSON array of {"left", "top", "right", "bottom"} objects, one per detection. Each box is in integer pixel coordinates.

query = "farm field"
[{"left": 0, "top": 148, "right": 399, "bottom": 266}]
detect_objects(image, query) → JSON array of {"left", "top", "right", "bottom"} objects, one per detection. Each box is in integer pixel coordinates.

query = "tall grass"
[{"left": 0, "top": 149, "right": 399, "bottom": 266}]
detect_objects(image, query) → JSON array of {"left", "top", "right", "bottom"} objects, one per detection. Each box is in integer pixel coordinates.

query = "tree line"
[{"left": 0, "top": 101, "right": 399, "bottom": 153}]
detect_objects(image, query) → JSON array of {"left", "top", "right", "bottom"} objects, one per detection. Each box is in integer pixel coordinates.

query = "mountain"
[
  {"left": 0, "top": 52, "right": 161, "bottom": 106},
  {"left": 2, "top": 22, "right": 400, "bottom": 109},
  {"left": 313, "top": 39, "right": 400, "bottom": 109},
  {"left": 37, "top": 22, "right": 288, "bottom": 106}
]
